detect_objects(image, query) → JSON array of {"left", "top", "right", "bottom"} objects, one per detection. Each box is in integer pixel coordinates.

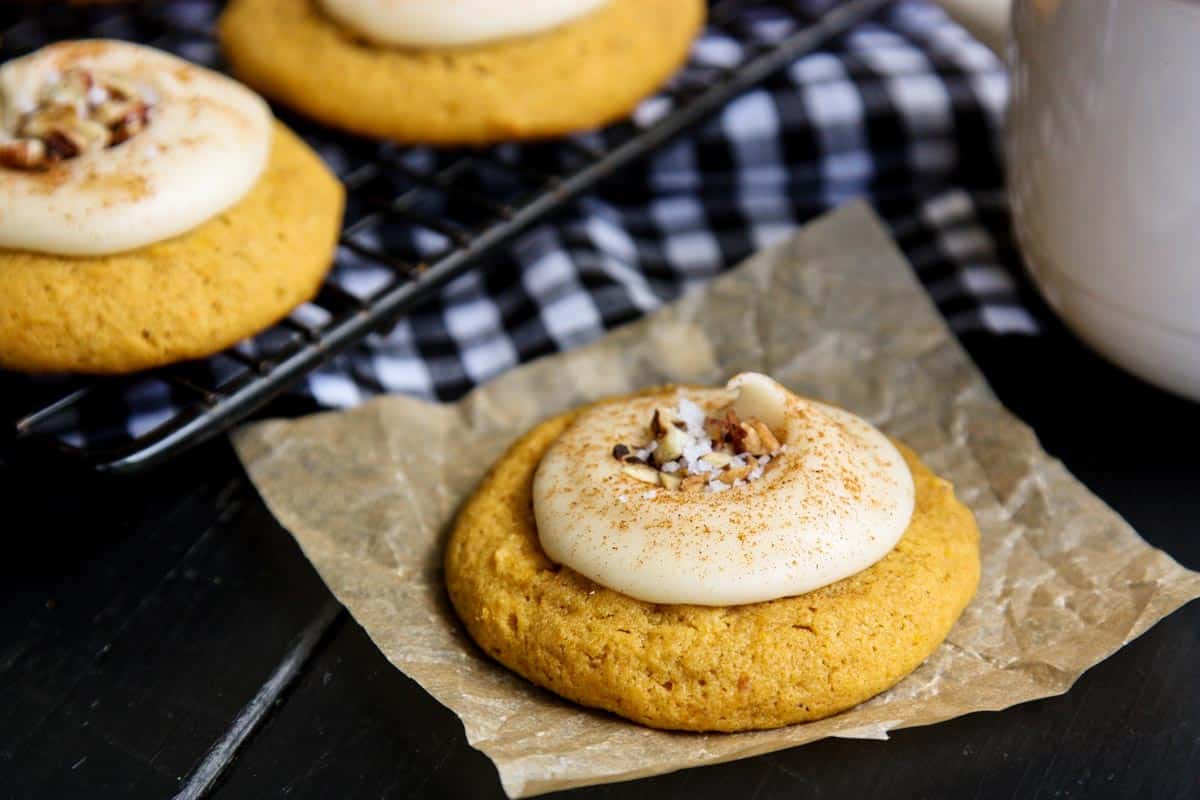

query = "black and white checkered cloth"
[
  {"left": 2, "top": 0, "right": 1042, "bottom": 448},
  {"left": 299, "top": 0, "right": 1035, "bottom": 409}
]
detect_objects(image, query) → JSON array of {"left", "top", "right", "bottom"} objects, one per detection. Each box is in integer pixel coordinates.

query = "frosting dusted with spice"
[
  {"left": 532, "top": 373, "right": 915, "bottom": 606},
  {"left": 0, "top": 40, "right": 271, "bottom": 256},
  {"left": 319, "top": 0, "right": 610, "bottom": 48}
]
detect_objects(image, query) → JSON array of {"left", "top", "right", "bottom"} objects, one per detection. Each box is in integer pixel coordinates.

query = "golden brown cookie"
[
  {"left": 0, "top": 123, "right": 343, "bottom": 374},
  {"left": 445, "top": 393, "right": 981, "bottom": 732},
  {"left": 217, "top": 0, "right": 706, "bottom": 145}
]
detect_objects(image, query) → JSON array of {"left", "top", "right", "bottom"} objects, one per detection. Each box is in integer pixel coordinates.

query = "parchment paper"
[{"left": 233, "top": 201, "right": 1200, "bottom": 797}]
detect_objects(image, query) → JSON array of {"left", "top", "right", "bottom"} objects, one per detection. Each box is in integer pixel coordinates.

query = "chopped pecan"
[
  {"left": 654, "top": 424, "right": 688, "bottom": 465},
  {"left": 2, "top": 68, "right": 153, "bottom": 171},
  {"left": 700, "top": 451, "right": 732, "bottom": 468},
  {"left": 648, "top": 406, "right": 688, "bottom": 464},
  {"left": 107, "top": 103, "right": 150, "bottom": 145},
  {"left": 658, "top": 472, "right": 682, "bottom": 491},
  {"left": 730, "top": 420, "right": 757, "bottom": 454},
  {"left": 750, "top": 420, "right": 780, "bottom": 453},
  {"left": 43, "top": 130, "right": 81, "bottom": 160},
  {"left": 39, "top": 68, "right": 92, "bottom": 112},
  {"left": 0, "top": 139, "right": 47, "bottom": 170},
  {"left": 621, "top": 462, "right": 661, "bottom": 486},
  {"left": 718, "top": 460, "right": 756, "bottom": 484},
  {"left": 102, "top": 74, "right": 141, "bottom": 102}
]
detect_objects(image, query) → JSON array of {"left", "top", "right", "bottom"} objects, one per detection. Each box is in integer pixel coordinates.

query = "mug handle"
[{"left": 932, "top": 0, "right": 1011, "bottom": 56}]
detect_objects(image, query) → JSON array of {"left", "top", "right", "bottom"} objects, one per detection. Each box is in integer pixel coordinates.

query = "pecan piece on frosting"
[
  {"left": 700, "top": 451, "right": 733, "bottom": 468},
  {"left": 43, "top": 130, "right": 82, "bottom": 161},
  {"left": 649, "top": 407, "right": 688, "bottom": 464},
  {"left": 748, "top": 420, "right": 780, "bottom": 455},
  {"left": 1, "top": 67, "right": 154, "bottom": 171},
  {"left": 615, "top": 396, "right": 785, "bottom": 493},
  {"left": 106, "top": 102, "right": 151, "bottom": 145},
  {"left": 0, "top": 138, "right": 47, "bottom": 170},
  {"left": 621, "top": 462, "right": 661, "bottom": 486},
  {"left": 26, "top": 108, "right": 110, "bottom": 155},
  {"left": 39, "top": 67, "right": 93, "bottom": 113},
  {"left": 717, "top": 459, "right": 756, "bottom": 485}
]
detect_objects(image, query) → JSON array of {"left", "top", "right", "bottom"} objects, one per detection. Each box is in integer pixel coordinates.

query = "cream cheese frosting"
[
  {"left": 0, "top": 40, "right": 271, "bottom": 256},
  {"left": 318, "top": 0, "right": 610, "bottom": 48},
  {"left": 533, "top": 373, "right": 916, "bottom": 606}
]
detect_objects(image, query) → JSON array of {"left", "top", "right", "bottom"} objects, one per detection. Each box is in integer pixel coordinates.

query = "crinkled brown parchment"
[{"left": 233, "top": 201, "right": 1200, "bottom": 798}]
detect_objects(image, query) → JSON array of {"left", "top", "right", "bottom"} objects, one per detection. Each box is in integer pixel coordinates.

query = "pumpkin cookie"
[
  {"left": 0, "top": 41, "right": 344, "bottom": 374},
  {"left": 217, "top": 0, "right": 706, "bottom": 145},
  {"left": 446, "top": 381, "right": 981, "bottom": 732}
]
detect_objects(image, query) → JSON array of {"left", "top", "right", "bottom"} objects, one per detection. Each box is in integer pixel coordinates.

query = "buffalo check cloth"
[
  {"left": 301, "top": 0, "right": 1035, "bottom": 408},
  {"left": 0, "top": 0, "right": 1042, "bottom": 449}
]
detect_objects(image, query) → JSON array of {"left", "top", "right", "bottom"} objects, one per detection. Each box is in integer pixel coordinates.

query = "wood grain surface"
[{"left": 1, "top": 323, "right": 1197, "bottom": 799}]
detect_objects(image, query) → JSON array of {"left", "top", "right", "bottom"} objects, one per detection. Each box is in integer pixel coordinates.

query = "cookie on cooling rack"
[
  {"left": 0, "top": 40, "right": 344, "bottom": 375},
  {"left": 217, "top": 0, "right": 706, "bottom": 145}
]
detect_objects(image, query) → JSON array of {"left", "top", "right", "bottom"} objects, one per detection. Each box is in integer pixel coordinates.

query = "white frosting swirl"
[
  {"left": 0, "top": 40, "right": 271, "bottom": 256},
  {"left": 319, "top": 0, "right": 610, "bottom": 48},
  {"left": 533, "top": 374, "right": 916, "bottom": 606}
]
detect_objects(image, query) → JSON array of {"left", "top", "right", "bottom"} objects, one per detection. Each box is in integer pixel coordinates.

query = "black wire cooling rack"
[{"left": 0, "top": 0, "right": 888, "bottom": 475}]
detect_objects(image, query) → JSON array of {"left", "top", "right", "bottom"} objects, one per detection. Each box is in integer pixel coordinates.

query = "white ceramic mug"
[{"left": 942, "top": 0, "right": 1200, "bottom": 401}]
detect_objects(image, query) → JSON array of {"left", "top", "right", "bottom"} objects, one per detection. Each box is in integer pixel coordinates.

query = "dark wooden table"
[{"left": 3, "top": 319, "right": 1198, "bottom": 800}]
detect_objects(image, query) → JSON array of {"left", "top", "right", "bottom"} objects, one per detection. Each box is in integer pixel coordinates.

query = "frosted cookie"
[
  {"left": 446, "top": 374, "right": 981, "bottom": 732},
  {"left": 0, "top": 40, "right": 344, "bottom": 374},
  {"left": 217, "top": 0, "right": 706, "bottom": 145}
]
